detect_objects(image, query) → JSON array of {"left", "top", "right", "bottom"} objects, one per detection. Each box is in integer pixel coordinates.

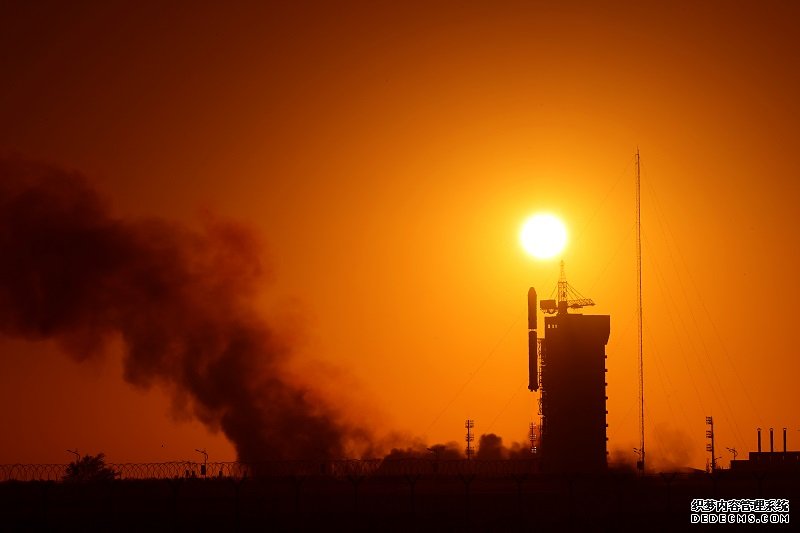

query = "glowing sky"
[{"left": 1, "top": 1, "right": 799, "bottom": 469}]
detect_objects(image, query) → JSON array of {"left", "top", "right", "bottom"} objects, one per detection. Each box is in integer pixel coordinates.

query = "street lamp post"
[{"left": 195, "top": 448, "right": 208, "bottom": 477}]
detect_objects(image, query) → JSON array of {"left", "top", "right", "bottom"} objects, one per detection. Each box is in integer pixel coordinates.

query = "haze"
[{"left": 1, "top": 1, "right": 798, "bottom": 469}]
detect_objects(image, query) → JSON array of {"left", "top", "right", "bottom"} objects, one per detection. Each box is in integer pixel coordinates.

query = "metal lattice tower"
[
  {"left": 465, "top": 419, "right": 475, "bottom": 459},
  {"left": 540, "top": 261, "right": 595, "bottom": 314},
  {"left": 705, "top": 416, "right": 716, "bottom": 472},
  {"left": 529, "top": 422, "right": 538, "bottom": 454}
]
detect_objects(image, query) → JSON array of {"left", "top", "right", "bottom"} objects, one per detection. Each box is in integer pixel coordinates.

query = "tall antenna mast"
[{"left": 635, "top": 148, "right": 645, "bottom": 472}]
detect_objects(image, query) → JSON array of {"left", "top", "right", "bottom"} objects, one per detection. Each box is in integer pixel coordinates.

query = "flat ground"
[{"left": 1, "top": 468, "right": 796, "bottom": 532}]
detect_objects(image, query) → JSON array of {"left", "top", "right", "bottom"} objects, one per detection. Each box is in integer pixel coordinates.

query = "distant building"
[
  {"left": 730, "top": 428, "right": 800, "bottom": 472},
  {"left": 730, "top": 452, "right": 800, "bottom": 472}
]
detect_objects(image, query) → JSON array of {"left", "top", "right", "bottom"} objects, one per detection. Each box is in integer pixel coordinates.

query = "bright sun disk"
[{"left": 520, "top": 214, "right": 567, "bottom": 259}]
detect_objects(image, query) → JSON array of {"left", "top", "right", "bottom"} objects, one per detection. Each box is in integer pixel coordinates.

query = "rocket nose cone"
[{"left": 528, "top": 287, "right": 537, "bottom": 331}]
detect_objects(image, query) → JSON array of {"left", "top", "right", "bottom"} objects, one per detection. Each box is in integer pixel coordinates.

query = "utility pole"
[
  {"left": 726, "top": 446, "right": 738, "bottom": 466},
  {"left": 465, "top": 420, "right": 475, "bottom": 459},
  {"left": 706, "top": 417, "right": 716, "bottom": 472},
  {"left": 195, "top": 448, "right": 208, "bottom": 476}
]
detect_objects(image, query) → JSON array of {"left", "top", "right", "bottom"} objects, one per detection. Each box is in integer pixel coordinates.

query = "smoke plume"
[
  {"left": 648, "top": 425, "right": 695, "bottom": 472},
  {"left": 475, "top": 433, "right": 532, "bottom": 460},
  {"left": 383, "top": 441, "right": 465, "bottom": 460},
  {"left": 382, "top": 434, "right": 535, "bottom": 461},
  {"left": 0, "top": 157, "right": 367, "bottom": 462}
]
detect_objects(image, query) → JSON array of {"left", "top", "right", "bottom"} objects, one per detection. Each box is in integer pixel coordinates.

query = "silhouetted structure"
[
  {"left": 465, "top": 420, "right": 475, "bottom": 459},
  {"left": 706, "top": 416, "right": 717, "bottom": 472},
  {"left": 528, "top": 263, "right": 610, "bottom": 473},
  {"left": 731, "top": 427, "right": 800, "bottom": 472}
]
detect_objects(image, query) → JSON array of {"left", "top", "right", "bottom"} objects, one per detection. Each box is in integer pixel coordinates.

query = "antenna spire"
[
  {"left": 541, "top": 261, "right": 594, "bottom": 314},
  {"left": 636, "top": 148, "right": 645, "bottom": 473},
  {"left": 557, "top": 260, "right": 568, "bottom": 307}
]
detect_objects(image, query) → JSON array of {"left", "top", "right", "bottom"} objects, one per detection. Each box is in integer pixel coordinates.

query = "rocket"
[{"left": 527, "top": 287, "right": 538, "bottom": 391}]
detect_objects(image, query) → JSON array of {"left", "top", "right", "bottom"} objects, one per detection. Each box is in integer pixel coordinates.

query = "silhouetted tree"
[{"left": 63, "top": 453, "right": 117, "bottom": 482}]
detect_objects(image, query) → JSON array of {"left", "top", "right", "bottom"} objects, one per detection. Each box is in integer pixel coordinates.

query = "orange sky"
[{"left": 1, "top": 1, "right": 799, "bottom": 469}]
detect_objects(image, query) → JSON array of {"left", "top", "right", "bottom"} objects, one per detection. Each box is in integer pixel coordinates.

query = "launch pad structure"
[{"left": 528, "top": 263, "right": 610, "bottom": 473}]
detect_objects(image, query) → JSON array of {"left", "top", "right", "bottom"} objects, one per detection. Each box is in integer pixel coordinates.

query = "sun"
[{"left": 520, "top": 213, "right": 568, "bottom": 259}]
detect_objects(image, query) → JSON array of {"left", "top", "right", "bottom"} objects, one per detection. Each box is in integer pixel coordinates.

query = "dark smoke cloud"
[
  {"left": 383, "top": 441, "right": 465, "bottom": 460},
  {"left": 382, "top": 434, "right": 535, "bottom": 461},
  {"left": 607, "top": 448, "right": 637, "bottom": 473},
  {"left": 475, "top": 433, "right": 532, "bottom": 460},
  {"left": 0, "top": 157, "right": 368, "bottom": 461},
  {"left": 649, "top": 424, "right": 694, "bottom": 472}
]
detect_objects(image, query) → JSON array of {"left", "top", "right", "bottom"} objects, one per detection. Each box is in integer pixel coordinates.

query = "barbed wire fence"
[
  {"left": 0, "top": 459, "right": 545, "bottom": 483},
  {"left": 3, "top": 460, "right": 797, "bottom": 531}
]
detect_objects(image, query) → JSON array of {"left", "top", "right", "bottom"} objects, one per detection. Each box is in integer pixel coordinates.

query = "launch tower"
[{"left": 528, "top": 262, "right": 610, "bottom": 472}]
